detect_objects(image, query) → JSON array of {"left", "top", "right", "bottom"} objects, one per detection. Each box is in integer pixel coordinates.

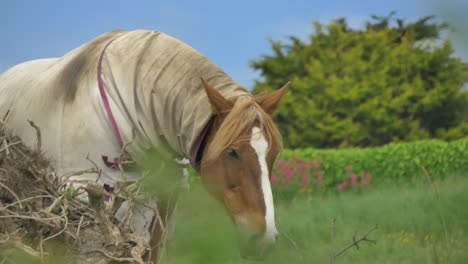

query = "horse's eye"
[{"left": 227, "top": 148, "right": 240, "bottom": 160}]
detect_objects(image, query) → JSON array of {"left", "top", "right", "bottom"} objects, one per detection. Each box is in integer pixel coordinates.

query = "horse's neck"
[{"left": 105, "top": 31, "right": 249, "bottom": 159}]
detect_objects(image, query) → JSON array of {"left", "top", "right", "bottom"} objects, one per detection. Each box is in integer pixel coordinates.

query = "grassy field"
[
  {"left": 3, "top": 175, "right": 467, "bottom": 263},
  {"left": 166, "top": 175, "right": 468, "bottom": 264}
]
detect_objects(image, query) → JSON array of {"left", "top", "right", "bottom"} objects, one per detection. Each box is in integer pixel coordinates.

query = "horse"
[{"left": 0, "top": 30, "right": 290, "bottom": 261}]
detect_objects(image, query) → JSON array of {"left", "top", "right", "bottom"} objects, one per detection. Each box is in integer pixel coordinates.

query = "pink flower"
[
  {"left": 284, "top": 169, "right": 295, "bottom": 179},
  {"left": 299, "top": 175, "right": 310, "bottom": 188},
  {"left": 345, "top": 165, "right": 360, "bottom": 188},
  {"left": 275, "top": 160, "right": 287, "bottom": 171},
  {"left": 270, "top": 173, "right": 278, "bottom": 185},
  {"left": 298, "top": 158, "right": 306, "bottom": 166},
  {"left": 315, "top": 170, "right": 325, "bottom": 188},
  {"left": 296, "top": 163, "right": 305, "bottom": 178},
  {"left": 290, "top": 156, "right": 298, "bottom": 168},
  {"left": 282, "top": 169, "right": 295, "bottom": 185},
  {"left": 314, "top": 156, "right": 321, "bottom": 167},
  {"left": 337, "top": 180, "right": 349, "bottom": 191},
  {"left": 360, "top": 172, "right": 372, "bottom": 185},
  {"left": 349, "top": 173, "right": 359, "bottom": 187}
]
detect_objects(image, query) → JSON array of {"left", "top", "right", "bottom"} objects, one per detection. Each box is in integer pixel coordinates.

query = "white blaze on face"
[{"left": 250, "top": 127, "right": 278, "bottom": 242}]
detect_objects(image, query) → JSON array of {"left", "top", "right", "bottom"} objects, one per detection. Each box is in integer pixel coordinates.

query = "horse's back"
[
  {"left": 0, "top": 58, "right": 57, "bottom": 99},
  {"left": 0, "top": 30, "right": 128, "bottom": 167},
  {"left": 0, "top": 56, "right": 68, "bottom": 155},
  {"left": 0, "top": 29, "right": 246, "bottom": 174},
  {"left": 0, "top": 58, "right": 59, "bottom": 131},
  {"left": 0, "top": 30, "right": 128, "bottom": 108}
]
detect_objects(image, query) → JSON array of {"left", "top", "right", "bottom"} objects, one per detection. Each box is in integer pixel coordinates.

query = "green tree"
[{"left": 251, "top": 14, "right": 468, "bottom": 148}]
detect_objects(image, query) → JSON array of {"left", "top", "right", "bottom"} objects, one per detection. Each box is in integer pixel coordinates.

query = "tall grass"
[
  {"left": 4, "top": 175, "right": 467, "bottom": 263},
  {"left": 167, "top": 175, "right": 468, "bottom": 263}
]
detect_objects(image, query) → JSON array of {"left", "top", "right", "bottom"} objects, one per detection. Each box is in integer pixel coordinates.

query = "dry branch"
[
  {"left": 85, "top": 182, "right": 124, "bottom": 246},
  {"left": 0, "top": 181, "right": 23, "bottom": 209},
  {"left": 329, "top": 218, "right": 336, "bottom": 264},
  {"left": 27, "top": 120, "right": 42, "bottom": 151},
  {"left": 329, "top": 218, "right": 378, "bottom": 263},
  {"left": 335, "top": 224, "right": 378, "bottom": 258},
  {"left": 0, "top": 120, "right": 151, "bottom": 263}
]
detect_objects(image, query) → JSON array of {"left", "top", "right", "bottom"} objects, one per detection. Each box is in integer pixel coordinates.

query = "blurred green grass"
[
  {"left": 167, "top": 175, "right": 468, "bottom": 264},
  {"left": 4, "top": 175, "right": 467, "bottom": 263}
]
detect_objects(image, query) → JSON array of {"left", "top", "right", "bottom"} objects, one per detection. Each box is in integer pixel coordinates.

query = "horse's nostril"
[{"left": 275, "top": 233, "right": 279, "bottom": 241}]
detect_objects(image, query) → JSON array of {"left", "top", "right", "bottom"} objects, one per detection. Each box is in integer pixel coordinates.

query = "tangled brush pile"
[{"left": 0, "top": 120, "right": 149, "bottom": 263}]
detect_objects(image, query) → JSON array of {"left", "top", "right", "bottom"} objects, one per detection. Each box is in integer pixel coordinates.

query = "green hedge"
[{"left": 280, "top": 138, "right": 468, "bottom": 187}]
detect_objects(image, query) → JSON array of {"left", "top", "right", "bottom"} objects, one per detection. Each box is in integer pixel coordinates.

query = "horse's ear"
[
  {"left": 256, "top": 81, "right": 291, "bottom": 115},
  {"left": 201, "top": 78, "right": 234, "bottom": 114}
]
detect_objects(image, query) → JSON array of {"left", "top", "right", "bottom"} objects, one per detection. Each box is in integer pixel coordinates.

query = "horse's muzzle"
[{"left": 239, "top": 233, "right": 278, "bottom": 260}]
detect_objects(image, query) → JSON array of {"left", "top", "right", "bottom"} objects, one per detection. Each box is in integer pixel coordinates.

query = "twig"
[
  {"left": 420, "top": 166, "right": 440, "bottom": 200},
  {"left": 126, "top": 234, "right": 146, "bottom": 264},
  {"left": 1, "top": 109, "right": 10, "bottom": 123},
  {"left": 0, "top": 213, "right": 65, "bottom": 223},
  {"left": 76, "top": 215, "right": 84, "bottom": 242},
  {"left": 153, "top": 200, "right": 168, "bottom": 264},
  {"left": 117, "top": 195, "right": 136, "bottom": 231},
  {"left": 46, "top": 195, "right": 63, "bottom": 213},
  {"left": 431, "top": 240, "right": 439, "bottom": 264},
  {"left": 59, "top": 168, "right": 100, "bottom": 189},
  {"left": 85, "top": 182, "right": 124, "bottom": 246},
  {"left": 329, "top": 218, "right": 336, "bottom": 264},
  {"left": 420, "top": 166, "right": 449, "bottom": 257},
  {"left": 3, "top": 195, "right": 55, "bottom": 209},
  {"left": 0, "top": 233, "right": 10, "bottom": 244},
  {"left": 160, "top": 197, "right": 175, "bottom": 261},
  {"left": 0, "top": 181, "right": 23, "bottom": 209},
  {"left": 89, "top": 249, "right": 134, "bottom": 262},
  {"left": 335, "top": 224, "right": 378, "bottom": 257},
  {"left": 282, "top": 230, "right": 305, "bottom": 264},
  {"left": 39, "top": 206, "right": 69, "bottom": 261},
  {"left": 27, "top": 120, "right": 41, "bottom": 151},
  {"left": 118, "top": 139, "right": 135, "bottom": 183},
  {"left": 0, "top": 141, "right": 21, "bottom": 153},
  {"left": 85, "top": 154, "right": 103, "bottom": 183}
]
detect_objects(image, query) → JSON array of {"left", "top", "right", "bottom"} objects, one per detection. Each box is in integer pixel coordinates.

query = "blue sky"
[{"left": 1, "top": 0, "right": 466, "bottom": 88}]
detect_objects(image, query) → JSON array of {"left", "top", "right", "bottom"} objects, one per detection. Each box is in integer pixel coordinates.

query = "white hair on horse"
[{"left": 0, "top": 30, "right": 289, "bottom": 261}]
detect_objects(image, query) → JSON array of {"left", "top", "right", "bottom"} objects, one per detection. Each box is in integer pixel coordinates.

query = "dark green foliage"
[
  {"left": 280, "top": 138, "right": 468, "bottom": 188},
  {"left": 251, "top": 14, "right": 468, "bottom": 148}
]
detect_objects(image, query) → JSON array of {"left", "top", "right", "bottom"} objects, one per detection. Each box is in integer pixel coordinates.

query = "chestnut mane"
[{"left": 204, "top": 95, "right": 283, "bottom": 161}]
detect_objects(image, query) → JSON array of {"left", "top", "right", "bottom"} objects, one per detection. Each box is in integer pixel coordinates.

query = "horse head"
[{"left": 199, "top": 78, "right": 290, "bottom": 259}]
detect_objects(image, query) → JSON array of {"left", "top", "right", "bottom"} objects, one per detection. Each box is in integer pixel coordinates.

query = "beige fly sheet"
[{"left": 0, "top": 30, "right": 248, "bottom": 184}]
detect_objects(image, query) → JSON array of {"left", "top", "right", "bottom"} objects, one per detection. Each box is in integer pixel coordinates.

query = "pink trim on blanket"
[
  {"left": 97, "top": 35, "right": 212, "bottom": 173},
  {"left": 97, "top": 37, "right": 124, "bottom": 169},
  {"left": 97, "top": 37, "right": 124, "bottom": 149}
]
